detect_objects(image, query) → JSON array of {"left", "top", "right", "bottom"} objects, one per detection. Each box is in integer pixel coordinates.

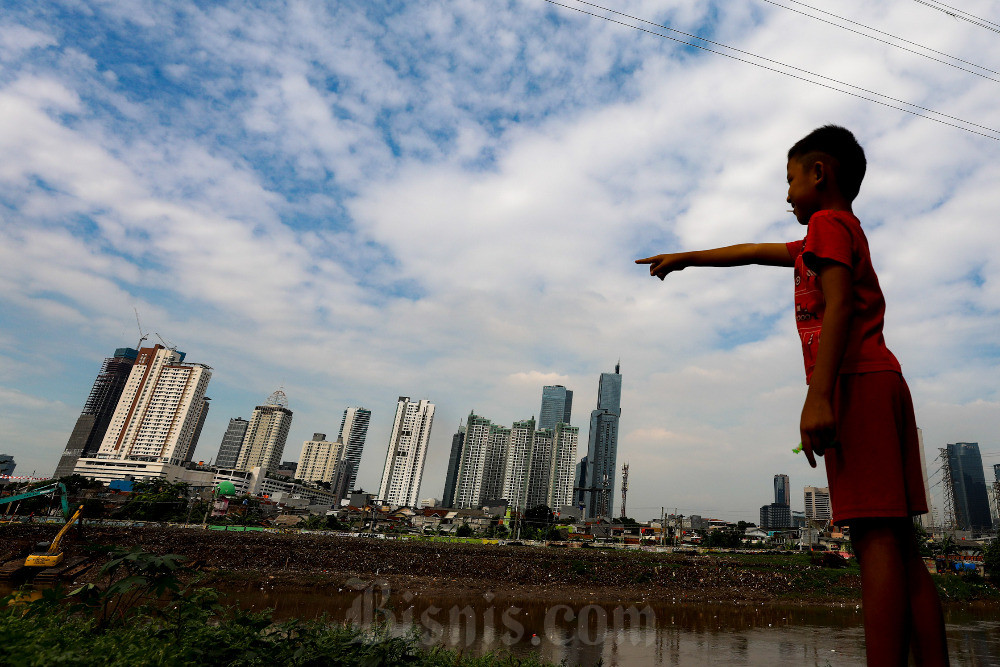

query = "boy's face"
[{"left": 786, "top": 157, "right": 821, "bottom": 226}]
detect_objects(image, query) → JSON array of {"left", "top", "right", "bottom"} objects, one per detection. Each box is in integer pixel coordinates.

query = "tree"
[
  {"left": 983, "top": 538, "right": 1000, "bottom": 582},
  {"left": 455, "top": 523, "right": 473, "bottom": 538}
]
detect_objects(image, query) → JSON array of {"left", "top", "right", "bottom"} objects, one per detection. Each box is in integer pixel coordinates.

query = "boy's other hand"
[
  {"left": 799, "top": 392, "right": 836, "bottom": 469},
  {"left": 635, "top": 253, "right": 686, "bottom": 280}
]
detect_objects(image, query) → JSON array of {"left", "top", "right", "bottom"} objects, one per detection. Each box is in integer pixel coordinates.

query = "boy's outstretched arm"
[
  {"left": 636, "top": 243, "right": 793, "bottom": 280},
  {"left": 799, "top": 261, "right": 853, "bottom": 468}
]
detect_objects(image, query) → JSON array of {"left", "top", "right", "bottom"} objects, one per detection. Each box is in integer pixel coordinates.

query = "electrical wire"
[
  {"left": 762, "top": 0, "right": 1000, "bottom": 80},
  {"left": 543, "top": 0, "right": 1000, "bottom": 141},
  {"left": 912, "top": 0, "right": 1000, "bottom": 35}
]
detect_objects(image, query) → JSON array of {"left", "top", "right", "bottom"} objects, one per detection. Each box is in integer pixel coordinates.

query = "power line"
[
  {"left": 544, "top": 0, "right": 1000, "bottom": 141},
  {"left": 912, "top": 0, "right": 1000, "bottom": 35},
  {"left": 762, "top": 0, "right": 1000, "bottom": 81}
]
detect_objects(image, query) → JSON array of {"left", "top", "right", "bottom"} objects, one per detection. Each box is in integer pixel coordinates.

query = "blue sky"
[{"left": 2, "top": 1, "right": 999, "bottom": 521}]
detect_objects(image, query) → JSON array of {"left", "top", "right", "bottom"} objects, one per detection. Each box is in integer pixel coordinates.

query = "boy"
[{"left": 636, "top": 125, "right": 948, "bottom": 666}]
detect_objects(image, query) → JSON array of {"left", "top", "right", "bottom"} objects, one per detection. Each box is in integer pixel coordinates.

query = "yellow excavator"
[{"left": 25, "top": 505, "right": 84, "bottom": 568}]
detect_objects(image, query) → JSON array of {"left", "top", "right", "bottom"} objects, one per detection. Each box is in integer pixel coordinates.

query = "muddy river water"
[{"left": 219, "top": 582, "right": 1000, "bottom": 666}]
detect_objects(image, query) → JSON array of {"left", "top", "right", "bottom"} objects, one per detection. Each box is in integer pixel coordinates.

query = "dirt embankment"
[{"left": 0, "top": 524, "right": 861, "bottom": 604}]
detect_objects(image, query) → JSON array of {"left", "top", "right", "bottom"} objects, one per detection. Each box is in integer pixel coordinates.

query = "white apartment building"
[
  {"left": 78, "top": 345, "right": 211, "bottom": 474},
  {"left": 296, "top": 433, "right": 345, "bottom": 484},
  {"left": 524, "top": 429, "right": 553, "bottom": 510},
  {"left": 547, "top": 423, "right": 579, "bottom": 510},
  {"left": 804, "top": 486, "right": 832, "bottom": 521},
  {"left": 236, "top": 390, "right": 293, "bottom": 475},
  {"left": 502, "top": 419, "right": 535, "bottom": 510},
  {"left": 378, "top": 397, "right": 435, "bottom": 507},
  {"left": 453, "top": 414, "right": 491, "bottom": 509}
]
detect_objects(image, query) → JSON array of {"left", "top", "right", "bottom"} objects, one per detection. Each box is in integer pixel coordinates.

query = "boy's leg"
[
  {"left": 850, "top": 518, "right": 910, "bottom": 666},
  {"left": 850, "top": 518, "right": 949, "bottom": 667},
  {"left": 899, "top": 523, "right": 949, "bottom": 666}
]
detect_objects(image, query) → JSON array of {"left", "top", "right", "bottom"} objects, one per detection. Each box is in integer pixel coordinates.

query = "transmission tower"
[
  {"left": 620, "top": 463, "right": 629, "bottom": 519},
  {"left": 938, "top": 448, "right": 956, "bottom": 531}
]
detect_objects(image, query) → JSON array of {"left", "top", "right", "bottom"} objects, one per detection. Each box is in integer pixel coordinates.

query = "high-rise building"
[
  {"left": 453, "top": 413, "right": 493, "bottom": 509},
  {"left": 185, "top": 396, "right": 211, "bottom": 463},
  {"left": 236, "top": 390, "right": 294, "bottom": 475},
  {"left": 502, "top": 418, "right": 536, "bottom": 510},
  {"left": 539, "top": 385, "right": 573, "bottom": 431},
  {"left": 442, "top": 422, "right": 466, "bottom": 508},
  {"left": 992, "top": 464, "right": 1000, "bottom": 524},
  {"left": 524, "top": 428, "right": 553, "bottom": 510},
  {"left": 80, "top": 345, "right": 211, "bottom": 469},
  {"left": 760, "top": 503, "right": 791, "bottom": 529},
  {"left": 330, "top": 460, "right": 354, "bottom": 504},
  {"left": 946, "top": 442, "right": 992, "bottom": 531},
  {"left": 585, "top": 363, "right": 622, "bottom": 518},
  {"left": 574, "top": 456, "right": 588, "bottom": 508},
  {"left": 338, "top": 407, "right": 371, "bottom": 492},
  {"left": 547, "top": 423, "right": 579, "bottom": 510},
  {"left": 804, "top": 486, "right": 832, "bottom": 522},
  {"left": 774, "top": 474, "right": 790, "bottom": 506},
  {"left": 0, "top": 454, "right": 14, "bottom": 478},
  {"left": 378, "top": 397, "right": 435, "bottom": 507},
  {"left": 215, "top": 418, "right": 249, "bottom": 469},
  {"left": 296, "top": 433, "right": 346, "bottom": 483},
  {"left": 481, "top": 425, "right": 510, "bottom": 504},
  {"left": 53, "top": 347, "right": 138, "bottom": 478}
]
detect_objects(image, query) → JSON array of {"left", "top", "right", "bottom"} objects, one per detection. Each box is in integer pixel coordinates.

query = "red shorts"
[{"left": 825, "top": 371, "right": 928, "bottom": 524}]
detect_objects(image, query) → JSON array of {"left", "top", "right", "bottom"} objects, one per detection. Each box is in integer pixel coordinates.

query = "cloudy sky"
[{"left": 2, "top": 1, "right": 998, "bottom": 522}]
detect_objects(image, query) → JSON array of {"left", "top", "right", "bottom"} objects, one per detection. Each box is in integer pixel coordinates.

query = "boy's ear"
[{"left": 811, "top": 160, "right": 827, "bottom": 190}]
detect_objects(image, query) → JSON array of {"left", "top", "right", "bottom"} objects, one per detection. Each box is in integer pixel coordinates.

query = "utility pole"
[
  {"left": 660, "top": 506, "right": 665, "bottom": 546},
  {"left": 620, "top": 463, "right": 629, "bottom": 519}
]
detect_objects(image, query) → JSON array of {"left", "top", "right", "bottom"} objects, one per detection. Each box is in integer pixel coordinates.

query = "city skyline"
[{"left": 2, "top": 2, "right": 999, "bottom": 522}]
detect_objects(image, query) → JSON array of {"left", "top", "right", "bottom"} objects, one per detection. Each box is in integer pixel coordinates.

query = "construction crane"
[
  {"left": 155, "top": 333, "right": 177, "bottom": 351},
  {"left": 25, "top": 505, "right": 84, "bottom": 568},
  {"left": 133, "top": 307, "right": 149, "bottom": 348},
  {"left": 0, "top": 482, "right": 70, "bottom": 519}
]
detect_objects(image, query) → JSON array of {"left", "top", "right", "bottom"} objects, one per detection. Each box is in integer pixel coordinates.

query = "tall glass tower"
[
  {"left": 585, "top": 363, "right": 622, "bottom": 518},
  {"left": 946, "top": 442, "right": 991, "bottom": 531},
  {"left": 774, "top": 474, "right": 790, "bottom": 506},
  {"left": 215, "top": 417, "right": 249, "bottom": 469},
  {"left": 339, "top": 407, "right": 371, "bottom": 492},
  {"left": 539, "top": 385, "right": 573, "bottom": 430}
]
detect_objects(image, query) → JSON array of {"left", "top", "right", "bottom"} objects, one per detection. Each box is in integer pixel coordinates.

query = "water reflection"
[{"left": 215, "top": 581, "right": 999, "bottom": 666}]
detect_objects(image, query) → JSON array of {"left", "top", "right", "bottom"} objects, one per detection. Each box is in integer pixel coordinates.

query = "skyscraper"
[
  {"left": 585, "top": 363, "right": 622, "bottom": 518},
  {"left": 83, "top": 345, "right": 211, "bottom": 467},
  {"left": 804, "top": 486, "right": 832, "bottom": 521},
  {"left": 774, "top": 474, "right": 790, "bottom": 506},
  {"left": 236, "top": 390, "right": 293, "bottom": 475},
  {"left": 378, "top": 397, "right": 435, "bottom": 507},
  {"left": 548, "top": 423, "right": 579, "bottom": 510},
  {"left": 338, "top": 407, "right": 371, "bottom": 492},
  {"left": 539, "top": 385, "right": 573, "bottom": 431},
  {"left": 502, "top": 418, "right": 536, "bottom": 510},
  {"left": 185, "top": 396, "right": 211, "bottom": 463},
  {"left": 215, "top": 417, "right": 249, "bottom": 469},
  {"left": 946, "top": 442, "right": 991, "bottom": 531},
  {"left": 296, "top": 433, "right": 346, "bottom": 483},
  {"left": 524, "top": 428, "right": 553, "bottom": 510},
  {"left": 453, "top": 413, "right": 493, "bottom": 509},
  {"left": 54, "top": 347, "right": 138, "bottom": 478},
  {"left": 0, "top": 454, "right": 14, "bottom": 478},
  {"left": 442, "top": 422, "right": 466, "bottom": 508}
]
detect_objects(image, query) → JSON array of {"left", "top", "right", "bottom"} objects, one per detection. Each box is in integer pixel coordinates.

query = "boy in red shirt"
[{"left": 637, "top": 125, "right": 948, "bottom": 666}]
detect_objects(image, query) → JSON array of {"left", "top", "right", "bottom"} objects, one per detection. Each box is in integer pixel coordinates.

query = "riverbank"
[{"left": 1, "top": 524, "right": 994, "bottom": 605}]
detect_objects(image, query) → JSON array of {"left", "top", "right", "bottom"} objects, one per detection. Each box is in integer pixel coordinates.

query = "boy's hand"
[
  {"left": 635, "top": 253, "right": 687, "bottom": 280},
  {"left": 799, "top": 392, "right": 836, "bottom": 469}
]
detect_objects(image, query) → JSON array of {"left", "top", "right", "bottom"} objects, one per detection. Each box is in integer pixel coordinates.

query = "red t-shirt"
[{"left": 785, "top": 210, "right": 901, "bottom": 383}]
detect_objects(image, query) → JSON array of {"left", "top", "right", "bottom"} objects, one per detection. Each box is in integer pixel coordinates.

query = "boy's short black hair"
[{"left": 787, "top": 125, "right": 866, "bottom": 201}]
